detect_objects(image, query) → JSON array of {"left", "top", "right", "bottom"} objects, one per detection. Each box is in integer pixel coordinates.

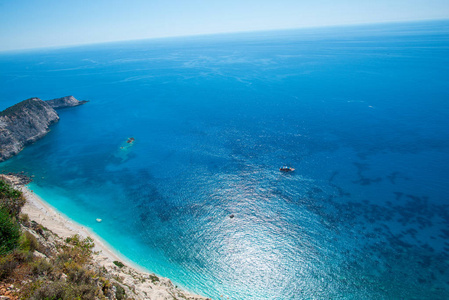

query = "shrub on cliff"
[
  {"left": 25, "top": 279, "right": 99, "bottom": 300},
  {"left": 0, "top": 179, "right": 26, "bottom": 218},
  {"left": 59, "top": 235, "right": 94, "bottom": 266},
  {"left": 0, "top": 180, "right": 21, "bottom": 198},
  {"left": 0, "top": 253, "right": 19, "bottom": 280},
  {"left": 114, "top": 283, "right": 126, "bottom": 300},
  {"left": 0, "top": 206, "right": 21, "bottom": 255},
  {"left": 31, "top": 257, "right": 53, "bottom": 276},
  {"left": 113, "top": 260, "right": 125, "bottom": 268},
  {"left": 26, "top": 280, "right": 101, "bottom": 300},
  {"left": 19, "top": 231, "right": 40, "bottom": 253}
]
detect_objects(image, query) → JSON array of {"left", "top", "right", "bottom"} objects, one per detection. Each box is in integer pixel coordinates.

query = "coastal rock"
[
  {"left": 45, "top": 95, "right": 88, "bottom": 109},
  {"left": 0, "top": 98, "right": 59, "bottom": 162}
]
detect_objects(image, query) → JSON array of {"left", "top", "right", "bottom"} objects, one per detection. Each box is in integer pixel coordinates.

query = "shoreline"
[
  {"left": 20, "top": 185, "right": 145, "bottom": 272},
  {"left": 1, "top": 174, "right": 208, "bottom": 300},
  {"left": 19, "top": 186, "right": 140, "bottom": 273}
]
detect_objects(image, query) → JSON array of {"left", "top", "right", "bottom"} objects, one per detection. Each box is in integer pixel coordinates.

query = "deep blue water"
[{"left": 1, "top": 20, "right": 449, "bottom": 299}]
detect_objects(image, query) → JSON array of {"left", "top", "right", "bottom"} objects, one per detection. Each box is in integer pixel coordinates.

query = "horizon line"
[{"left": 1, "top": 17, "right": 448, "bottom": 54}]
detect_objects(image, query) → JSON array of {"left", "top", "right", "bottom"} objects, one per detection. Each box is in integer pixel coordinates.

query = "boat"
[
  {"left": 280, "top": 166, "right": 295, "bottom": 172},
  {"left": 127, "top": 137, "right": 135, "bottom": 144}
]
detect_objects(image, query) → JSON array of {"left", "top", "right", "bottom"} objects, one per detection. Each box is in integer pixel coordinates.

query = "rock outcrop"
[
  {"left": 0, "top": 98, "right": 59, "bottom": 162},
  {"left": 0, "top": 96, "right": 88, "bottom": 162},
  {"left": 45, "top": 95, "right": 88, "bottom": 109}
]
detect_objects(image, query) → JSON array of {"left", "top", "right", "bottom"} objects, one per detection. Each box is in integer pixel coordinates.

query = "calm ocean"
[{"left": 1, "top": 20, "right": 449, "bottom": 299}]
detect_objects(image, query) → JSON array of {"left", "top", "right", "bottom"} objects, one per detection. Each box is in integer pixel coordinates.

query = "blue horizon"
[{"left": 1, "top": 18, "right": 448, "bottom": 55}]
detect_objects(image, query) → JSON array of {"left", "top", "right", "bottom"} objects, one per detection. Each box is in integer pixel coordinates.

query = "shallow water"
[{"left": 1, "top": 20, "right": 449, "bottom": 299}]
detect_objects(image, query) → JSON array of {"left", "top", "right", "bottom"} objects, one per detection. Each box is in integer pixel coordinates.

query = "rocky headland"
[
  {"left": 0, "top": 96, "right": 86, "bottom": 162},
  {"left": 45, "top": 95, "right": 89, "bottom": 109}
]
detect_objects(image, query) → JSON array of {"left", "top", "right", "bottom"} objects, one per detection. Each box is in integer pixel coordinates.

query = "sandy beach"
[
  {"left": 1, "top": 174, "right": 208, "bottom": 300},
  {"left": 20, "top": 185, "right": 138, "bottom": 269}
]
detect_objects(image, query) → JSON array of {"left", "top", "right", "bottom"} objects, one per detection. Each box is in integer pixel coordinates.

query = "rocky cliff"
[
  {"left": 0, "top": 96, "right": 88, "bottom": 162},
  {"left": 45, "top": 95, "right": 88, "bottom": 109},
  {"left": 0, "top": 98, "right": 59, "bottom": 162}
]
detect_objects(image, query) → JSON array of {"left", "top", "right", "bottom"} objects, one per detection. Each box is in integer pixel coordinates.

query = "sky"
[{"left": 0, "top": 0, "right": 448, "bottom": 51}]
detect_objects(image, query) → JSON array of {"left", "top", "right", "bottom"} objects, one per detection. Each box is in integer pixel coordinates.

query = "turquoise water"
[{"left": 1, "top": 20, "right": 449, "bottom": 299}]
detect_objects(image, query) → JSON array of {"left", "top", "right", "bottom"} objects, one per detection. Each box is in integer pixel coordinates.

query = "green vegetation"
[
  {"left": 0, "top": 251, "right": 22, "bottom": 280},
  {"left": 20, "top": 212, "right": 30, "bottom": 224},
  {"left": 149, "top": 274, "right": 160, "bottom": 283},
  {"left": 0, "top": 206, "right": 21, "bottom": 255},
  {"left": 0, "top": 179, "right": 26, "bottom": 218},
  {"left": 114, "top": 282, "right": 127, "bottom": 300},
  {"left": 19, "top": 231, "right": 40, "bottom": 253},
  {"left": 0, "top": 98, "right": 42, "bottom": 117},
  {"left": 0, "top": 182, "right": 26, "bottom": 282},
  {"left": 0, "top": 180, "right": 22, "bottom": 198},
  {"left": 18, "top": 233, "right": 118, "bottom": 299},
  {"left": 113, "top": 260, "right": 125, "bottom": 268},
  {"left": 0, "top": 179, "right": 26, "bottom": 256}
]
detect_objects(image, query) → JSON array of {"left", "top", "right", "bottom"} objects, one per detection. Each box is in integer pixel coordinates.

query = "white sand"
[{"left": 20, "top": 187, "right": 135, "bottom": 264}]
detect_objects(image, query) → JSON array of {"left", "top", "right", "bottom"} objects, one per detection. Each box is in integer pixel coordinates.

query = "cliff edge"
[{"left": 0, "top": 98, "right": 59, "bottom": 162}]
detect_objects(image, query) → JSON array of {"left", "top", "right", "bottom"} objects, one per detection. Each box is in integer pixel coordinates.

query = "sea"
[{"left": 1, "top": 20, "right": 449, "bottom": 299}]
